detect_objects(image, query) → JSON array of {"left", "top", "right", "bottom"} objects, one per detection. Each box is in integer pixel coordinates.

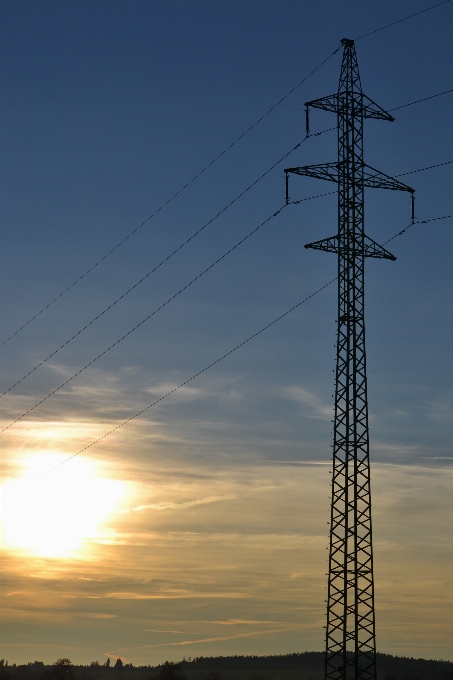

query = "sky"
[{"left": 0, "top": 0, "right": 452, "bottom": 666}]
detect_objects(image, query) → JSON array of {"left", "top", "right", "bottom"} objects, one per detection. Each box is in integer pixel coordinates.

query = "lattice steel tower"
[{"left": 285, "top": 39, "right": 414, "bottom": 680}]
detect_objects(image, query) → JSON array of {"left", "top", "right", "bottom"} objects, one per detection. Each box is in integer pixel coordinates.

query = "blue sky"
[{"left": 1, "top": 0, "right": 452, "bottom": 665}]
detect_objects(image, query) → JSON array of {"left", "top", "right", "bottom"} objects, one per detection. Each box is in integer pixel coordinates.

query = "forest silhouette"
[{"left": 1, "top": 653, "right": 452, "bottom": 680}]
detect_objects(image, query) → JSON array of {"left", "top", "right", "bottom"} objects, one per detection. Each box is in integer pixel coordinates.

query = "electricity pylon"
[{"left": 285, "top": 39, "right": 414, "bottom": 680}]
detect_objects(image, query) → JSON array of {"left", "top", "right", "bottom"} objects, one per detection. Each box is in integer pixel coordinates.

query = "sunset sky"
[{"left": 1, "top": 0, "right": 452, "bottom": 666}]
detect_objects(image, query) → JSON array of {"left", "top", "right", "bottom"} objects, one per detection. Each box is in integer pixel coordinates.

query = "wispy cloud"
[
  {"left": 427, "top": 396, "right": 453, "bottom": 423},
  {"left": 124, "top": 495, "right": 237, "bottom": 513},
  {"left": 2, "top": 460, "right": 452, "bottom": 662},
  {"left": 74, "top": 613, "right": 117, "bottom": 619},
  {"left": 281, "top": 386, "right": 332, "bottom": 419},
  {"left": 140, "top": 627, "right": 301, "bottom": 648}
]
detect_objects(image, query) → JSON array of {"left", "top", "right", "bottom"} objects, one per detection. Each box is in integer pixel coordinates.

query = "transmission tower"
[{"left": 285, "top": 39, "right": 414, "bottom": 680}]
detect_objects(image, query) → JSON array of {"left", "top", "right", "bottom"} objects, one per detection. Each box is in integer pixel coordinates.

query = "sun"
[{"left": 0, "top": 452, "right": 125, "bottom": 558}]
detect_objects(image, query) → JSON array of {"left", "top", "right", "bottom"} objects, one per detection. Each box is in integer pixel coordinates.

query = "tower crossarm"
[
  {"left": 304, "top": 93, "right": 394, "bottom": 122},
  {"left": 285, "top": 163, "right": 414, "bottom": 216},
  {"left": 304, "top": 234, "right": 396, "bottom": 261},
  {"left": 285, "top": 163, "right": 414, "bottom": 193}
]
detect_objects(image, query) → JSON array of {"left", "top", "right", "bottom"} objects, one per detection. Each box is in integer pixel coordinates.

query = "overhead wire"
[
  {"left": 3, "top": 94, "right": 452, "bottom": 397},
  {"left": 395, "top": 160, "right": 453, "bottom": 177},
  {"left": 21, "top": 210, "right": 453, "bottom": 482},
  {"left": 383, "top": 213, "right": 453, "bottom": 246},
  {"left": 1, "top": 157, "right": 450, "bottom": 405},
  {"left": 389, "top": 89, "right": 453, "bottom": 111},
  {"left": 355, "top": 0, "right": 452, "bottom": 40}
]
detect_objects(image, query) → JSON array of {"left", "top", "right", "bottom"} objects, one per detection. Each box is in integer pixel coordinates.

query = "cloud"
[
  {"left": 427, "top": 396, "right": 453, "bottom": 423},
  {"left": 194, "top": 618, "right": 297, "bottom": 627},
  {"left": 2, "top": 461, "right": 452, "bottom": 663},
  {"left": 124, "top": 495, "right": 237, "bottom": 513},
  {"left": 140, "top": 627, "right": 301, "bottom": 648},
  {"left": 281, "top": 386, "right": 332, "bottom": 419},
  {"left": 75, "top": 613, "right": 117, "bottom": 619},
  {"left": 91, "top": 591, "right": 252, "bottom": 601}
]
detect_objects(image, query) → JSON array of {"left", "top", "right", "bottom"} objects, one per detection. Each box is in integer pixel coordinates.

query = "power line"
[
  {"left": 355, "top": 0, "right": 452, "bottom": 41},
  {"left": 1, "top": 130, "right": 334, "bottom": 398},
  {"left": 1, "top": 200, "right": 451, "bottom": 432},
  {"left": 389, "top": 88, "right": 453, "bottom": 111},
  {"left": 395, "top": 159, "right": 453, "bottom": 177},
  {"left": 1, "top": 47, "right": 341, "bottom": 348},
  {"left": 383, "top": 213, "right": 453, "bottom": 245},
  {"left": 3, "top": 154, "right": 449, "bottom": 400},
  {"left": 19, "top": 211, "right": 453, "bottom": 482},
  {"left": 3, "top": 88, "right": 450, "bottom": 375}
]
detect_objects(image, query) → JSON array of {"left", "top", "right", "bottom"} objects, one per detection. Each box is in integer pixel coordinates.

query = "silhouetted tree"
[
  {"left": 0, "top": 660, "right": 11, "bottom": 680},
  {"left": 45, "top": 658, "right": 76, "bottom": 680},
  {"left": 114, "top": 659, "right": 123, "bottom": 670},
  {"left": 105, "top": 659, "right": 111, "bottom": 668},
  {"left": 157, "top": 661, "right": 187, "bottom": 680}
]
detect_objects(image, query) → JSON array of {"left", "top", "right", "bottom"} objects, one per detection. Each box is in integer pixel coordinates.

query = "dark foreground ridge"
[{"left": 1, "top": 653, "right": 452, "bottom": 680}]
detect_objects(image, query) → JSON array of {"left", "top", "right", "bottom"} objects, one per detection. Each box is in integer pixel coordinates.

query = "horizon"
[{"left": 4, "top": 650, "right": 453, "bottom": 666}]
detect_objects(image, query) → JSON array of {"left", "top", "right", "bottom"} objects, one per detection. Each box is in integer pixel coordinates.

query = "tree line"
[{"left": 1, "top": 654, "right": 452, "bottom": 680}]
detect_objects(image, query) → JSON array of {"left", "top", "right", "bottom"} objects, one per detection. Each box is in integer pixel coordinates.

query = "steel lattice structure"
[{"left": 285, "top": 39, "right": 414, "bottom": 680}]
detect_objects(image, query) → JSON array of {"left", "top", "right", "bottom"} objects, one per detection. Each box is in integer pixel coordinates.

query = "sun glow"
[{"left": 0, "top": 453, "right": 125, "bottom": 558}]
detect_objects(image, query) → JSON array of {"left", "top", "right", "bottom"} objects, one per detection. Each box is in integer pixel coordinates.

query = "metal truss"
[
  {"left": 285, "top": 162, "right": 415, "bottom": 194},
  {"left": 284, "top": 39, "right": 414, "bottom": 680}
]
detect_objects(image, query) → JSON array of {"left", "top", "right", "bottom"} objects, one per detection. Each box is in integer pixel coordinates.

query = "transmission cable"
[
  {"left": 355, "top": 0, "right": 451, "bottom": 41},
  {"left": 382, "top": 213, "right": 453, "bottom": 246},
  {"left": 1, "top": 161, "right": 453, "bottom": 424},
  {"left": 1, "top": 130, "right": 335, "bottom": 398},
  {"left": 389, "top": 89, "right": 453, "bottom": 112},
  {"left": 1, "top": 47, "right": 341, "bottom": 348},
  {"left": 3, "top": 99, "right": 451, "bottom": 396},
  {"left": 22, "top": 211, "right": 453, "bottom": 481},
  {"left": 3, "top": 203, "right": 451, "bottom": 434},
  {"left": 395, "top": 160, "right": 453, "bottom": 177},
  {"left": 4, "top": 152, "right": 447, "bottom": 400}
]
